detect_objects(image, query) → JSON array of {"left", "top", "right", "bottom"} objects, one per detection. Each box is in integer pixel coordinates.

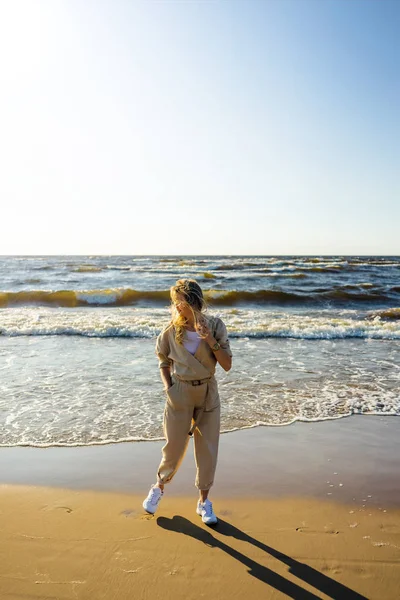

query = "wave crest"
[{"left": 0, "top": 285, "right": 398, "bottom": 308}]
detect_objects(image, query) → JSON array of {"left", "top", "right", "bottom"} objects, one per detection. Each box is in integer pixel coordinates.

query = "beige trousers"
[{"left": 157, "top": 375, "right": 221, "bottom": 490}]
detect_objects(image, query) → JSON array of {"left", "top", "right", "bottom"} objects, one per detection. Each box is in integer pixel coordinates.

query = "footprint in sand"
[
  {"left": 379, "top": 523, "right": 400, "bottom": 533},
  {"left": 324, "top": 527, "right": 340, "bottom": 534},
  {"left": 320, "top": 563, "right": 342, "bottom": 575},
  {"left": 120, "top": 509, "right": 137, "bottom": 518},
  {"left": 140, "top": 514, "right": 155, "bottom": 521},
  {"left": 296, "top": 526, "right": 340, "bottom": 535},
  {"left": 55, "top": 506, "right": 73, "bottom": 513}
]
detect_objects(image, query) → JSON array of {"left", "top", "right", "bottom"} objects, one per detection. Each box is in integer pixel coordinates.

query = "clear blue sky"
[{"left": 0, "top": 0, "right": 398, "bottom": 255}]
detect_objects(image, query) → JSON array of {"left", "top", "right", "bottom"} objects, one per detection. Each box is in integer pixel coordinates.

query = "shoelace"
[
  {"left": 201, "top": 500, "right": 213, "bottom": 517},
  {"left": 149, "top": 488, "right": 161, "bottom": 505}
]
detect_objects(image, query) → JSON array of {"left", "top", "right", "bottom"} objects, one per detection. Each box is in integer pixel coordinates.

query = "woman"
[{"left": 142, "top": 278, "right": 232, "bottom": 525}]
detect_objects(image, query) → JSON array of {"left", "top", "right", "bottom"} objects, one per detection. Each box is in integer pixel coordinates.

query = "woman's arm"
[
  {"left": 207, "top": 341, "right": 232, "bottom": 372},
  {"left": 156, "top": 328, "right": 173, "bottom": 388},
  {"left": 160, "top": 366, "right": 173, "bottom": 390},
  {"left": 197, "top": 318, "right": 232, "bottom": 372}
]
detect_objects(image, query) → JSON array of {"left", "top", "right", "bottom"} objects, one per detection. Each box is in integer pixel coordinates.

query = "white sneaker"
[
  {"left": 196, "top": 498, "right": 218, "bottom": 525},
  {"left": 142, "top": 484, "right": 163, "bottom": 514}
]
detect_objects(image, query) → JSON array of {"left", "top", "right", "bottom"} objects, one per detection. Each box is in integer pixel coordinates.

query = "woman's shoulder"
[
  {"left": 158, "top": 321, "right": 174, "bottom": 338},
  {"left": 207, "top": 314, "right": 226, "bottom": 330}
]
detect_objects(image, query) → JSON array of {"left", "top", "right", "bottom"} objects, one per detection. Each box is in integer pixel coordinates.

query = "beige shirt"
[{"left": 155, "top": 316, "right": 232, "bottom": 381}]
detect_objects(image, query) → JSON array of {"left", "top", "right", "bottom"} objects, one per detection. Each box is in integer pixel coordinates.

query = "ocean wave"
[
  {"left": 259, "top": 272, "right": 307, "bottom": 278},
  {"left": 0, "top": 285, "right": 398, "bottom": 309},
  {"left": 0, "top": 288, "right": 170, "bottom": 308},
  {"left": 215, "top": 263, "right": 264, "bottom": 271},
  {"left": 0, "top": 287, "right": 309, "bottom": 307},
  {"left": 71, "top": 266, "right": 103, "bottom": 273},
  {"left": 298, "top": 265, "right": 345, "bottom": 272},
  {"left": 105, "top": 265, "right": 133, "bottom": 271},
  {"left": 1, "top": 306, "right": 399, "bottom": 339},
  {"left": 207, "top": 287, "right": 398, "bottom": 304},
  {"left": 32, "top": 265, "right": 54, "bottom": 271},
  {"left": 215, "top": 262, "right": 346, "bottom": 273},
  {"left": 368, "top": 307, "right": 400, "bottom": 321}
]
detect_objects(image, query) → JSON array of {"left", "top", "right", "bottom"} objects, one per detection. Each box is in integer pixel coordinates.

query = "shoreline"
[{"left": 1, "top": 415, "right": 399, "bottom": 506}]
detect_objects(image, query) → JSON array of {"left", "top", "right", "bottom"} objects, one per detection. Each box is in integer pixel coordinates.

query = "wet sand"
[
  {"left": 1, "top": 416, "right": 399, "bottom": 599},
  {"left": 1, "top": 416, "right": 399, "bottom": 505}
]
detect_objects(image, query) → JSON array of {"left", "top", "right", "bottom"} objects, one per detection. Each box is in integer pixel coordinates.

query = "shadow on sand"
[{"left": 157, "top": 516, "right": 367, "bottom": 600}]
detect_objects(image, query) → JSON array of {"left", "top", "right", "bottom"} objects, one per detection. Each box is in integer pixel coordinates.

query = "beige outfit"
[{"left": 155, "top": 316, "right": 232, "bottom": 490}]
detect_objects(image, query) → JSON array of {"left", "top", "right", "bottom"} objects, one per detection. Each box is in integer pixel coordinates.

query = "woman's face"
[{"left": 173, "top": 292, "right": 194, "bottom": 322}]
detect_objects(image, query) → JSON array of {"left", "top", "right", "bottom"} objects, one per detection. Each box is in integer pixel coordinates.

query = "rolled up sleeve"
[
  {"left": 214, "top": 318, "right": 232, "bottom": 357},
  {"left": 155, "top": 329, "right": 172, "bottom": 369}
]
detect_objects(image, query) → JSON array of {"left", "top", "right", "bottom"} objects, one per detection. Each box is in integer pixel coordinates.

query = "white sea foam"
[
  {"left": 0, "top": 335, "right": 398, "bottom": 447},
  {"left": 0, "top": 306, "right": 399, "bottom": 339},
  {"left": 76, "top": 290, "right": 124, "bottom": 304}
]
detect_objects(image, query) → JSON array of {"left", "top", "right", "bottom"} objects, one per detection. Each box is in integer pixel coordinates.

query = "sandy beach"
[{"left": 1, "top": 416, "right": 399, "bottom": 599}]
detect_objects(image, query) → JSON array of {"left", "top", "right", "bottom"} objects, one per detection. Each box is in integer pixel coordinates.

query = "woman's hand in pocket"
[{"left": 165, "top": 379, "right": 176, "bottom": 392}]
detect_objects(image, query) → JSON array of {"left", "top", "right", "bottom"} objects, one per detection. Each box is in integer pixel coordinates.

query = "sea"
[{"left": 0, "top": 255, "right": 399, "bottom": 448}]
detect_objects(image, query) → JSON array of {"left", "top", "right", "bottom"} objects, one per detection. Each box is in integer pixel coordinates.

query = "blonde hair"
[{"left": 166, "top": 279, "right": 209, "bottom": 345}]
